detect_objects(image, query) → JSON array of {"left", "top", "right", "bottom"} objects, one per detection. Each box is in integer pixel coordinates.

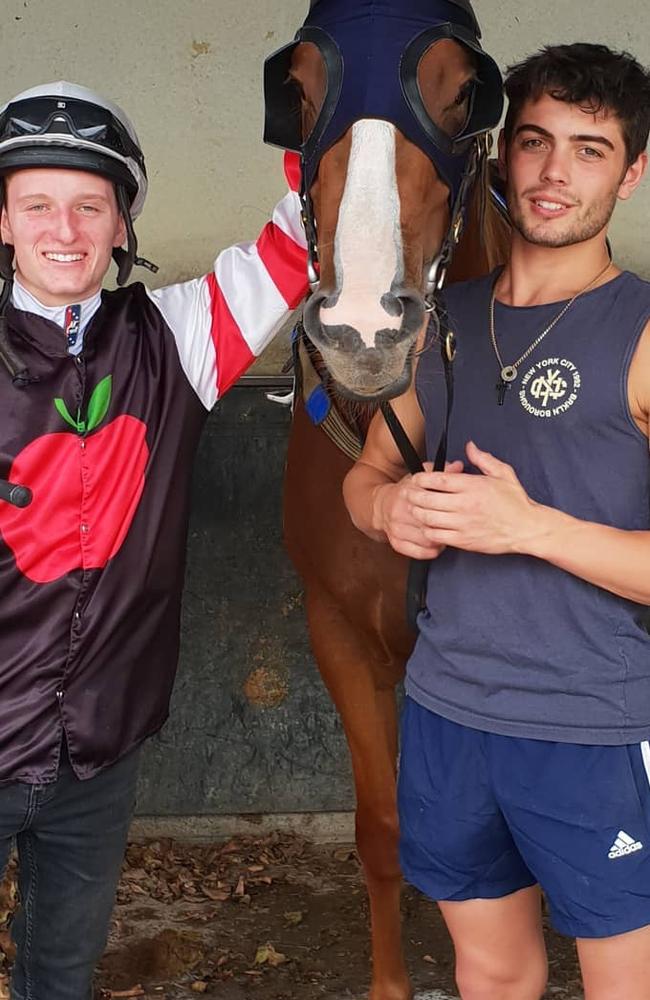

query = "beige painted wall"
[{"left": 1, "top": 1, "right": 649, "bottom": 303}]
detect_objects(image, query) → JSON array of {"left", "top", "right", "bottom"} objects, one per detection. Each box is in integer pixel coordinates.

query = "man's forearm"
[
  {"left": 524, "top": 504, "right": 650, "bottom": 604},
  {"left": 343, "top": 462, "right": 400, "bottom": 542}
]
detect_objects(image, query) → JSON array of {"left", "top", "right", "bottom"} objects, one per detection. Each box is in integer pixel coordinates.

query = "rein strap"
[{"left": 380, "top": 302, "right": 455, "bottom": 632}]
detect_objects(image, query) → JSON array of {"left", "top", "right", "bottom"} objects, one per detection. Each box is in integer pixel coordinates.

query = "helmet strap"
[
  {"left": 0, "top": 244, "right": 14, "bottom": 283},
  {"left": 0, "top": 186, "right": 35, "bottom": 387},
  {"left": 113, "top": 185, "right": 136, "bottom": 285},
  {"left": 112, "top": 185, "right": 158, "bottom": 286},
  {"left": 0, "top": 185, "right": 14, "bottom": 282},
  {"left": 0, "top": 278, "right": 38, "bottom": 388}
]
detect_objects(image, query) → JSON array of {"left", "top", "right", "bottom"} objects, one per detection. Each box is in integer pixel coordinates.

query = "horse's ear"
[
  {"left": 440, "top": 0, "right": 481, "bottom": 38},
  {"left": 445, "top": 0, "right": 482, "bottom": 36}
]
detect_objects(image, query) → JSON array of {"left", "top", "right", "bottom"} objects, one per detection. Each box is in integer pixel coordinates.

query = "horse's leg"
[
  {"left": 352, "top": 692, "right": 407, "bottom": 1000},
  {"left": 305, "top": 586, "right": 410, "bottom": 1000}
]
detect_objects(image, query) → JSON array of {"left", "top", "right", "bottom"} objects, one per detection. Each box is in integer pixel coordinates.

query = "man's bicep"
[{"left": 628, "top": 318, "right": 650, "bottom": 439}]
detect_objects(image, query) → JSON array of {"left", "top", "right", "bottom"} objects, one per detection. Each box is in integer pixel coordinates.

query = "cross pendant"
[{"left": 496, "top": 378, "right": 509, "bottom": 406}]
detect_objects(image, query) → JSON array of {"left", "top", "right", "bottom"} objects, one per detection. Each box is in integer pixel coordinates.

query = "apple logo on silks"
[{"left": 0, "top": 375, "right": 149, "bottom": 583}]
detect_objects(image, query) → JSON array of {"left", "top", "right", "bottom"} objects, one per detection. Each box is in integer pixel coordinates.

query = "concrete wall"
[{"left": 1, "top": 0, "right": 648, "bottom": 301}]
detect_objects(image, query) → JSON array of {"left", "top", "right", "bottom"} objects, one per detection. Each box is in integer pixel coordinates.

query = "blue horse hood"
[
  {"left": 264, "top": 0, "right": 503, "bottom": 201},
  {"left": 306, "top": 0, "right": 480, "bottom": 33}
]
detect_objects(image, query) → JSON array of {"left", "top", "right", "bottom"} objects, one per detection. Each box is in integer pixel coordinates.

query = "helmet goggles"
[{"left": 0, "top": 95, "right": 145, "bottom": 199}]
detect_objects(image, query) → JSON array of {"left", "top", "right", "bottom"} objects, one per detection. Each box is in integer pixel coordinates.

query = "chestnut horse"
[{"left": 266, "top": 3, "right": 510, "bottom": 997}]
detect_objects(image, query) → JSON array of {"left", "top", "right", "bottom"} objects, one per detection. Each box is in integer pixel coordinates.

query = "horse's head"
[{"left": 264, "top": 0, "right": 503, "bottom": 401}]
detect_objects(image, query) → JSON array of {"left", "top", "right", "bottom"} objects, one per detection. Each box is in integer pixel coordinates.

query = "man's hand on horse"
[
  {"left": 405, "top": 441, "right": 542, "bottom": 556},
  {"left": 376, "top": 460, "right": 464, "bottom": 559}
]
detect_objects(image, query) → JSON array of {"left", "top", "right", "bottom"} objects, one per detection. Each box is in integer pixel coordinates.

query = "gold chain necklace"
[{"left": 490, "top": 259, "right": 613, "bottom": 405}]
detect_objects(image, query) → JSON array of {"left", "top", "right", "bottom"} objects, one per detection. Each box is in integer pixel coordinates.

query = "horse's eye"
[
  {"left": 287, "top": 76, "right": 305, "bottom": 100},
  {"left": 454, "top": 82, "right": 473, "bottom": 107}
]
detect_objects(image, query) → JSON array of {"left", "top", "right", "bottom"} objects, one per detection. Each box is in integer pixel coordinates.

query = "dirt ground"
[{"left": 0, "top": 833, "right": 583, "bottom": 1000}]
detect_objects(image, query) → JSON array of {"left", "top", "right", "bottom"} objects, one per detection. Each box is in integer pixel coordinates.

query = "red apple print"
[{"left": 0, "top": 376, "right": 149, "bottom": 583}]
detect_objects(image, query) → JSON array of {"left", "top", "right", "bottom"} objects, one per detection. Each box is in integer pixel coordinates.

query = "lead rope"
[
  {"left": 380, "top": 299, "right": 456, "bottom": 632},
  {"left": 378, "top": 137, "right": 490, "bottom": 631}
]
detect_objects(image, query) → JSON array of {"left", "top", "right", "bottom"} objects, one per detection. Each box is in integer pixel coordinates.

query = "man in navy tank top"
[{"left": 345, "top": 43, "right": 650, "bottom": 1000}]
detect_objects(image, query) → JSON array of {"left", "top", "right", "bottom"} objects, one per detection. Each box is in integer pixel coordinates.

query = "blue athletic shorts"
[{"left": 398, "top": 696, "right": 650, "bottom": 939}]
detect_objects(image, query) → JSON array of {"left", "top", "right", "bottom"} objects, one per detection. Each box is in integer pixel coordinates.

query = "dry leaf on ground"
[{"left": 254, "top": 943, "right": 287, "bottom": 967}]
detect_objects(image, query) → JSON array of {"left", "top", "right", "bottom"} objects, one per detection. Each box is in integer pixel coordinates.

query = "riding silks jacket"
[{"left": 0, "top": 163, "right": 308, "bottom": 784}]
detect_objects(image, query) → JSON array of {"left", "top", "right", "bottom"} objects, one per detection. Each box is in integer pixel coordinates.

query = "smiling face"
[
  {"left": 499, "top": 93, "right": 647, "bottom": 249},
  {"left": 0, "top": 167, "right": 126, "bottom": 306}
]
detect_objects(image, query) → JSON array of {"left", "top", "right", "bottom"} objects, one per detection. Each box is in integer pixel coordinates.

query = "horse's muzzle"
[{"left": 303, "top": 288, "right": 423, "bottom": 401}]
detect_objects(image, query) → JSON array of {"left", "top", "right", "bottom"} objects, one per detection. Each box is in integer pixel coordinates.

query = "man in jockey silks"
[
  {"left": 346, "top": 43, "right": 650, "bottom": 999},
  {"left": 0, "top": 81, "right": 308, "bottom": 998}
]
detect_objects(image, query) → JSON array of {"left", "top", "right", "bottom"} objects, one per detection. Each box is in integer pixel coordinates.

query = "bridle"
[
  {"left": 424, "top": 131, "right": 491, "bottom": 309},
  {"left": 297, "top": 126, "right": 496, "bottom": 630}
]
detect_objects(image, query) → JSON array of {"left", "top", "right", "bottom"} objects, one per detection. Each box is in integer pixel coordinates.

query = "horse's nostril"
[
  {"left": 380, "top": 292, "right": 403, "bottom": 318},
  {"left": 320, "top": 324, "right": 363, "bottom": 352},
  {"left": 376, "top": 326, "right": 411, "bottom": 349},
  {"left": 341, "top": 328, "right": 361, "bottom": 352}
]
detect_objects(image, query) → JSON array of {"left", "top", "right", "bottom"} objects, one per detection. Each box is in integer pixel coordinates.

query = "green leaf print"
[
  {"left": 54, "top": 397, "right": 81, "bottom": 432},
  {"left": 54, "top": 375, "right": 113, "bottom": 435},
  {"left": 86, "top": 375, "right": 112, "bottom": 433}
]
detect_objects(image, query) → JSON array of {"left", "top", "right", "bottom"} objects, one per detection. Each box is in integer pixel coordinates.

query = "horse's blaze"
[{"left": 321, "top": 120, "right": 404, "bottom": 344}]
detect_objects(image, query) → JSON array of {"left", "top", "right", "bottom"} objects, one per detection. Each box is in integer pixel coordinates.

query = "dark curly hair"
[{"left": 503, "top": 43, "right": 650, "bottom": 166}]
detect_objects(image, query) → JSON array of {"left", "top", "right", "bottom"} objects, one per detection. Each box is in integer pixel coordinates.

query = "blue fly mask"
[
  {"left": 264, "top": 0, "right": 503, "bottom": 300},
  {"left": 264, "top": 0, "right": 503, "bottom": 204}
]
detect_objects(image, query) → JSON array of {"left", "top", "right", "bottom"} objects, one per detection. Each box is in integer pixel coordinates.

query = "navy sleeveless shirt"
[{"left": 409, "top": 270, "right": 650, "bottom": 744}]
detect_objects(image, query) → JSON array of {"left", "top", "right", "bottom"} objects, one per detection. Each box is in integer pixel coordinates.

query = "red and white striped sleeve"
[{"left": 146, "top": 153, "right": 308, "bottom": 409}]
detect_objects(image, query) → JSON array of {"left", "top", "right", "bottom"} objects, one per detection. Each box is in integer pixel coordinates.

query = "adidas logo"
[{"left": 608, "top": 830, "right": 643, "bottom": 860}]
